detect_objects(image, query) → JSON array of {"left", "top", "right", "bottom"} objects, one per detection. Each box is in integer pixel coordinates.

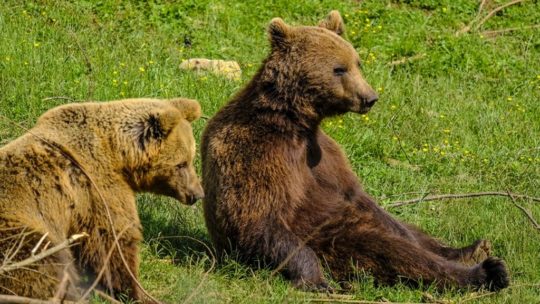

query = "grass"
[{"left": 1, "top": 0, "right": 539, "bottom": 303}]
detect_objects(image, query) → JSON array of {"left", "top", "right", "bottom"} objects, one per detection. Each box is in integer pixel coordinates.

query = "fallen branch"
[
  {"left": 42, "top": 96, "right": 76, "bottom": 103},
  {"left": 386, "top": 191, "right": 540, "bottom": 208},
  {"left": 0, "top": 233, "right": 88, "bottom": 275},
  {"left": 456, "top": 0, "right": 489, "bottom": 35},
  {"left": 308, "top": 298, "right": 423, "bottom": 304},
  {"left": 481, "top": 24, "right": 540, "bottom": 37},
  {"left": 387, "top": 53, "right": 426, "bottom": 66},
  {"left": 474, "top": 0, "right": 526, "bottom": 31},
  {"left": 0, "top": 294, "right": 76, "bottom": 304},
  {"left": 507, "top": 191, "right": 540, "bottom": 231},
  {"left": 456, "top": 0, "right": 527, "bottom": 35}
]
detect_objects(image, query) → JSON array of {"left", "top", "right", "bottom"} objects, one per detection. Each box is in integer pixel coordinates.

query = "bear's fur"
[
  {"left": 0, "top": 98, "right": 204, "bottom": 301},
  {"left": 201, "top": 11, "right": 509, "bottom": 292}
]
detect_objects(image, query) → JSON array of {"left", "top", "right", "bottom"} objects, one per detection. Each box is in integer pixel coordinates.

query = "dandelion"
[
  {"left": 351, "top": 30, "right": 356, "bottom": 35},
  {"left": 422, "top": 148, "right": 428, "bottom": 152},
  {"left": 440, "top": 151, "right": 446, "bottom": 156},
  {"left": 139, "top": 67, "right": 145, "bottom": 72},
  {"left": 123, "top": 80, "right": 128, "bottom": 86},
  {"left": 149, "top": 60, "right": 154, "bottom": 64},
  {"left": 439, "top": 114, "right": 445, "bottom": 119},
  {"left": 390, "top": 105, "right": 397, "bottom": 110},
  {"left": 120, "top": 62, "right": 126, "bottom": 67},
  {"left": 113, "top": 70, "right": 118, "bottom": 75},
  {"left": 479, "top": 34, "right": 484, "bottom": 39},
  {"left": 34, "top": 42, "right": 41, "bottom": 48},
  {"left": 247, "top": 63, "right": 253, "bottom": 67},
  {"left": 345, "top": 13, "right": 350, "bottom": 18},
  {"left": 41, "top": 11, "right": 46, "bottom": 16},
  {"left": 120, "top": 91, "right": 125, "bottom": 96},
  {"left": 22, "top": 10, "right": 27, "bottom": 15},
  {"left": 392, "top": 136, "right": 398, "bottom": 141},
  {"left": 443, "top": 129, "right": 451, "bottom": 133},
  {"left": 4, "top": 56, "right": 10, "bottom": 62},
  {"left": 24, "top": 61, "right": 28, "bottom": 65},
  {"left": 483, "top": 158, "right": 488, "bottom": 163},
  {"left": 507, "top": 96, "right": 513, "bottom": 101},
  {"left": 377, "top": 87, "right": 384, "bottom": 93},
  {"left": 377, "top": 25, "right": 382, "bottom": 30},
  {"left": 442, "top": 7, "right": 447, "bottom": 13}
]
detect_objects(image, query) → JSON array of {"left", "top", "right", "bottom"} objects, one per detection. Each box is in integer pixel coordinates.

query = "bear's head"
[
  {"left": 260, "top": 11, "right": 378, "bottom": 118},
  {"left": 121, "top": 98, "right": 205, "bottom": 205}
]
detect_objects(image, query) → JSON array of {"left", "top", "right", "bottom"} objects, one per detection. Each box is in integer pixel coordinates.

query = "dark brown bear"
[{"left": 201, "top": 11, "right": 509, "bottom": 292}]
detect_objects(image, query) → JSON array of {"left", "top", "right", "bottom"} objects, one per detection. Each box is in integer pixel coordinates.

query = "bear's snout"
[
  {"left": 185, "top": 183, "right": 205, "bottom": 205},
  {"left": 363, "top": 93, "right": 378, "bottom": 108}
]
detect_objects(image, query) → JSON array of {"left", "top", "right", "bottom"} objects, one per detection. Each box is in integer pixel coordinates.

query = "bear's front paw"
[
  {"left": 467, "top": 239, "right": 492, "bottom": 265},
  {"left": 293, "top": 278, "right": 334, "bottom": 293}
]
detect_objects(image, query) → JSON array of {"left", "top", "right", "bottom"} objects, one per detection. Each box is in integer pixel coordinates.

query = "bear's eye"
[
  {"left": 333, "top": 66, "right": 347, "bottom": 76},
  {"left": 176, "top": 162, "right": 187, "bottom": 169}
]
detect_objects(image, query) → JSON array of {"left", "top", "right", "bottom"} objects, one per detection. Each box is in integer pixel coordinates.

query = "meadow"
[{"left": 0, "top": 0, "right": 539, "bottom": 303}]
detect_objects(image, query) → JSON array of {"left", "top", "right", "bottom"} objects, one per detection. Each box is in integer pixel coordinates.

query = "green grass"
[{"left": 1, "top": 0, "right": 539, "bottom": 303}]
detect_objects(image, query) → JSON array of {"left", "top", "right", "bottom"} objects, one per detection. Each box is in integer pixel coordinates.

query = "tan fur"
[{"left": 0, "top": 98, "right": 204, "bottom": 301}]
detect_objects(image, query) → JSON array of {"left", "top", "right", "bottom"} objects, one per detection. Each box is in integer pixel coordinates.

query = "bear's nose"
[{"left": 365, "top": 94, "right": 378, "bottom": 107}]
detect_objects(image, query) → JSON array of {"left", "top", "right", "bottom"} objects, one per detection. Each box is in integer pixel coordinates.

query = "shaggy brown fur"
[
  {"left": 201, "top": 11, "right": 509, "bottom": 292},
  {"left": 0, "top": 98, "right": 204, "bottom": 301}
]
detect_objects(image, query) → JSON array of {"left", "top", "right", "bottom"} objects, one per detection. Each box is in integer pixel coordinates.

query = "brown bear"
[
  {"left": 0, "top": 98, "right": 204, "bottom": 301},
  {"left": 201, "top": 11, "right": 509, "bottom": 292}
]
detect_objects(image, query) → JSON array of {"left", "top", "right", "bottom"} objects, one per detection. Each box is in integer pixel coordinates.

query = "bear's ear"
[
  {"left": 134, "top": 109, "right": 182, "bottom": 150},
  {"left": 167, "top": 98, "right": 202, "bottom": 122},
  {"left": 319, "top": 10, "right": 345, "bottom": 36},
  {"left": 268, "top": 18, "right": 291, "bottom": 49}
]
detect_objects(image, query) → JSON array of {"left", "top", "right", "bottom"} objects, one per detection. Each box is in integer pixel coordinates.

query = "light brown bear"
[
  {"left": 0, "top": 98, "right": 204, "bottom": 301},
  {"left": 202, "top": 11, "right": 508, "bottom": 292}
]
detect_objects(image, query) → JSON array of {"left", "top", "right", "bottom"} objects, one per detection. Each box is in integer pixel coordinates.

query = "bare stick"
[
  {"left": 482, "top": 24, "right": 540, "bottom": 37},
  {"left": 507, "top": 191, "right": 540, "bottom": 231},
  {"left": 308, "top": 298, "right": 423, "bottom": 304},
  {"left": 478, "top": 0, "right": 489, "bottom": 14},
  {"left": 42, "top": 96, "right": 76, "bottom": 103},
  {"left": 474, "top": 0, "right": 527, "bottom": 30},
  {"left": 94, "top": 290, "right": 122, "bottom": 304},
  {"left": 387, "top": 191, "right": 540, "bottom": 208},
  {"left": 0, "top": 233, "right": 87, "bottom": 275},
  {"left": 66, "top": 30, "right": 95, "bottom": 99},
  {"left": 31, "top": 232, "right": 49, "bottom": 256},
  {"left": 52, "top": 266, "right": 71, "bottom": 302},
  {"left": 387, "top": 53, "right": 426, "bottom": 66},
  {"left": 0, "top": 294, "right": 76, "bottom": 304}
]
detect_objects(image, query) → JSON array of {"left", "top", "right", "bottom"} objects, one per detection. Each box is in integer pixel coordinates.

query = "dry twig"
[
  {"left": 507, "top": 191, "right": 540, "bottom": 231},
  {"left": 387, "top": 191, "right": 540, "bottom": 208},
  {"left": 456, "top": 0, "right": 527, "bottom": 35},
  {"left": 387, "top": 53, "right": 426, "bottom": 66},
  {"left": 474, "top": 0, "right": 526, "bottom": 31},
  {"left": 0, "top": 233, "right": 88, "bottom": 275},
  {"left": 0, "top": 294, "right": 76, "bottom": 304},
  {"left": 481, "top": 24, "right": 540, "bottom": 37}
]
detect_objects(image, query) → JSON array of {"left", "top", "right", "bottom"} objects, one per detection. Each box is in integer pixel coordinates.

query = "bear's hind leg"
[
  {"left": 326, "top": 228, "right": 508, "bottom": 291},
  {"left": 404, "top": 224, "right": 492, "bottom": 265}
]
